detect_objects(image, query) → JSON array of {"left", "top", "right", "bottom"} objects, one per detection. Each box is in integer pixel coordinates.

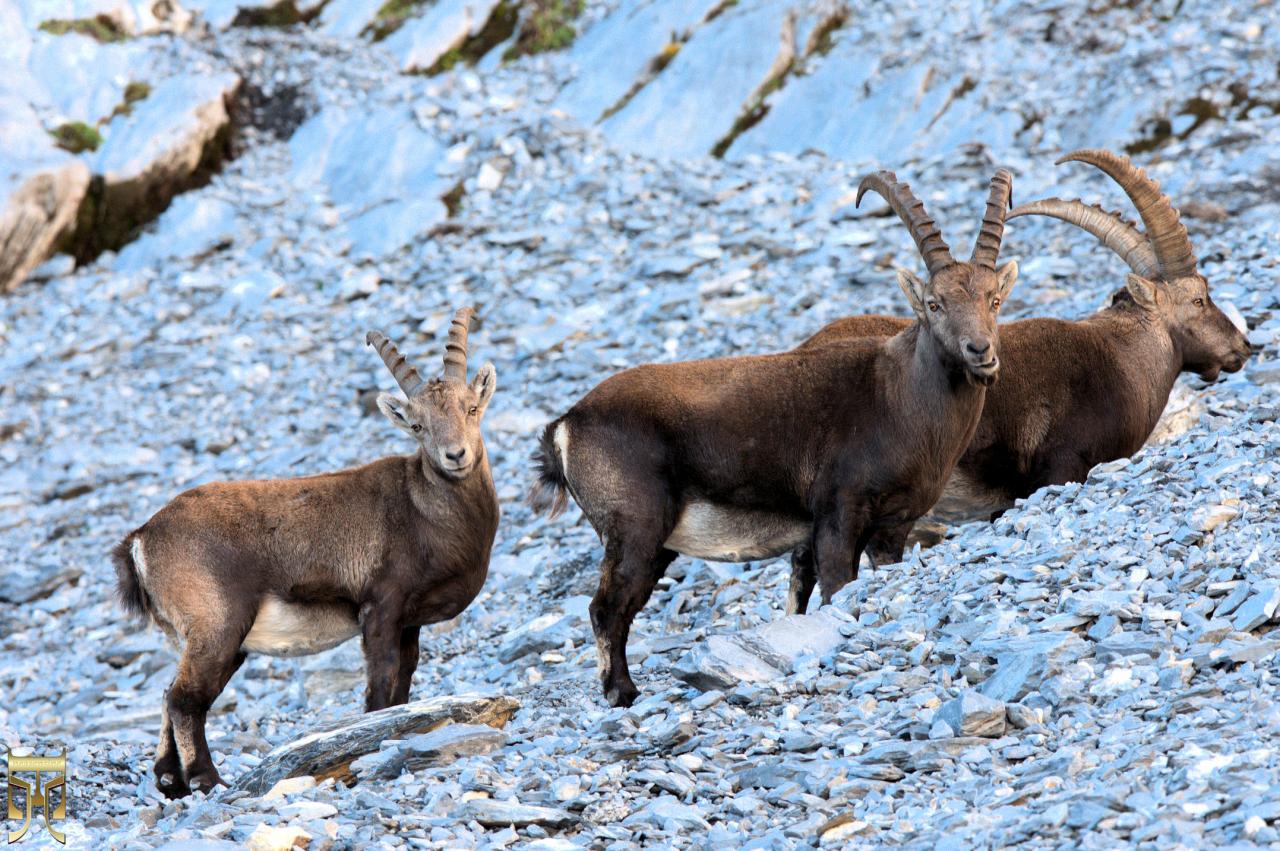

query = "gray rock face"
[
  {"left": 0, "top": 160, "right": 89, "bottom": 293},
  {"left": 936, "top": 690, "right": 1007, "bottom": 738},
  {"left": 232, "top": 694, "right": 519, "bottom": 795},
  {"left": 673, "top": 610, "right": 846, "bottom": 690},
  {"left": 975, "top": 633, "right": 1091, "bottom": 703},
  {"left": 351, "top": 723, "right": 508, "bottom": 781}
]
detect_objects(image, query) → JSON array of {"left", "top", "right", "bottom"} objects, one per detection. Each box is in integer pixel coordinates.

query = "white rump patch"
[
  {"left": 664, "top": 501, "right": 808, "bottom": 562},
  {"left": 131, "top": 537, "right": 147, "bottom": 581},
  {"left": 554, "top": 421, "right": 571, "bottom": 480},
  {"left": 242, "top": 597, "right": 360, "bottom": 658}
]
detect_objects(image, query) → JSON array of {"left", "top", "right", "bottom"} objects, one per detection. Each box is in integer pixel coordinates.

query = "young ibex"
[
  {"left": 112, "top": 308, "right": 499, "bottom": 797},
  {"left": 789, "top": 149, "right": 1250, "bottom": 612},
  {"left": 531, "top": 170, "right": 1019, "bottom": 706}
]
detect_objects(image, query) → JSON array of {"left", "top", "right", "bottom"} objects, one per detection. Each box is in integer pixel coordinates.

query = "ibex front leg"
[
  {"left": 390, "top": 625, "right": 422, "bottom": 706},
  {"left": 360, "top": 597, "right": 405, "bottom": 712},
  {"left": 813, "top": 496, "right": 872, "bottom": 606}
]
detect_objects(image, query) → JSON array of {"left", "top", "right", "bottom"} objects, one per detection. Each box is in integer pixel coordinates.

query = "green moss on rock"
[
  {"left": 50, "top": 122, "right": 104, "bottom": 154},
  {"left": 38, "top": 15, "right": 128, "bottom": 43},
  {"left": 504, "top": 0, "right": 584, "bottom": 60}
]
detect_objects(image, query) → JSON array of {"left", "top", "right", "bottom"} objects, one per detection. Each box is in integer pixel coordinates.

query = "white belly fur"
[
  {"left": 242, "top": 597, "right": 360, "bottom": 658},
  {"left": 664, "top": 501, "right": 809, "bottom": 562}
]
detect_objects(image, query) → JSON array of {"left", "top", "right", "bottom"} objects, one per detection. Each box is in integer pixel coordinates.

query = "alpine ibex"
[
  {"left": 789, "top": 149, "right": 1250, "bottom": 613},
  {"left": 112, "top": 308, "right": 499, "bottom": 797},
  {"left": 531, "top": 169, "right": 1019, "bottom": 706}
]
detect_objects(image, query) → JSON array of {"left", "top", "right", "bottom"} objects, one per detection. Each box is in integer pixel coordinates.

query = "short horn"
[
  {"left": 1057, "top": 148, "right": 1197, "bottom": 278},
  {"left": 857, "top": 170, "right": 955, "bottom": 276},
  {"left": 366, "top": 331, "right": 425, "bottom": 396},
  {"left": 443, "top": 307, "right": 474, "bottom": 382},
  {"left": 1008, "top": 198, "right": 1160, "bottom": 278},
  {"left": 970, "top": 168, "right": 1014, "bottom": 271}
]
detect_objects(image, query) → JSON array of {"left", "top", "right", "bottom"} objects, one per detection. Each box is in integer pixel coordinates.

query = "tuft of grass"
[
  {"left": 38, "top": 15, "right": 128, "bottom": 43},
  {"left": 442, "top": 181, "right": 466, "bottom": 217},
  {"left": 710, "top": 60, "right": 793, "bottom": 158},
  {"left": 424, "top": 0, "right": 519, "bottom": 74},
  {"left": 104, "top": 81, "right": 153, "bottom": 123},
  {"left": 50, "top": 122, "right": 103, "bottom": 153},
  {"left": 503, "top": 0, "right": 584, "bottom": 60},
  {"left": 367, "top": 0, "right": 425, "bottom": 41}
]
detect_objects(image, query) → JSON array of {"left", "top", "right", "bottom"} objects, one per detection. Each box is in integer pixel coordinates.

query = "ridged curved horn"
[
  {"left": 857, "top": 170, "right": 955, "bottom": 276},
  {"left": 970, "top": 168, "right": 1014, "bottom": 271},
  {"left": 1058, "top": 148, "right": 1197, "bottom": 278},
  {"left": 1008, "top": 198, "right": 1160, "bottom": 278},
  {"left": 367, "top": 331, "right": 425, "bottom": 396},
  {"left": 442, "top": 307, "right": 474, "bottom": 382}
]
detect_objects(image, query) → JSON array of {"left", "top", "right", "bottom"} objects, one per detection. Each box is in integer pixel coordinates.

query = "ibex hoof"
[
  {"left": 155, "top": 771, "right": 190, "bottom": 800},
  {"left": 605, "top": 682, "right": 638, "bottom": 708},
  {"left": 186, "top": 769, "right": 225, "bottom": 796}
]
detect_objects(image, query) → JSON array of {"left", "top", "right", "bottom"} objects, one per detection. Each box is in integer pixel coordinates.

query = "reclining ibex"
[
  {"left": 788, "top": 149, "right": 1250, "bottom": 613},
  {"left": 530, "top": 169, "right": 1019, "bottom": 706},
  {"left": 112, "top": 308, "right": 499, "bottom": 797}
]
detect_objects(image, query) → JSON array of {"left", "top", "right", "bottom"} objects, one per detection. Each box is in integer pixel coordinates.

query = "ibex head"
[
  {"left": 1010, "top": 149, "right": 1250, "bottom": 381},
  {"left": 859, "top": 169, "right": 1019, "bottom": 386},
  {"left": 367, "top": 308, "right": 496, "bottom": 478}
]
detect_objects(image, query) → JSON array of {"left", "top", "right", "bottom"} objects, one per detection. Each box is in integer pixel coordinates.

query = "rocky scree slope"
[{"left": 1, "top": 1, "right": 1279, "bottom": 849}]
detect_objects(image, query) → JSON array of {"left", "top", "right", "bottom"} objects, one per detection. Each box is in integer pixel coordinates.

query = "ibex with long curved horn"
[
  {"left": 112, "top": 308, "right": 499, "bottom": 797},
  {"left": 791, "top": 149, "right": 1250, "bottom": 611},
  {"left": 531, "top": 169, "right": 1019, "bottom": 707}
]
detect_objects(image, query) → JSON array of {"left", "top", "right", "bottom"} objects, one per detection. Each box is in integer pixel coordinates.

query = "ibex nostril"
[
  {"left": 445, "top": 447, "right": 468, "bottom": 463},
  {"left": 966, "top": 340, "right": 992, "bottom": 357}
]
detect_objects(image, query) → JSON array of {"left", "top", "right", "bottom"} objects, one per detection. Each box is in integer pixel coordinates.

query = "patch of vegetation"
[
  {"left": 805, "top": 7, "right": 848, "bottom": 57},
  {"left": 233, "top": 0, "right": 307, "bottom": 27},
  {"left": 598, "top": 40, "right": 683, "bottom": 123},
  {"left": 38, "top": 15, "right": 128, "bottom": 43},
  {"left": 424, "top": 1, "right": 519, "bottom": 74},
  {"left": 710, "top": 60, "right": 793, "bottom": 158},
  {"left": 368, "top": 0, "right": 426, "bottom": 41},
  {"left": 503, "top": 0, "right": 584, "bottom": 60},
  {"left": 704, "top": 0, "right": 738, "bottom": 24},
  {"left": 104, "top": 81, "right": 153, "bottom": 123},
  {"left": 442, "top": 181, "right": 466, "bottom": 217},
  {"left": 50, "top": 122, "right": 103, "bottom": 154}
]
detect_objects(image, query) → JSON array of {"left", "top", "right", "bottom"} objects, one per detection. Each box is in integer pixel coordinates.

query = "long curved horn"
[
  {"left": 970, "top": 168, "right": 1014, "bottom": 271},
  {"left": 1057, "top": 149, "right": 1197, "bottom": 278},
  {"left": 367, "top": 331, "right": 425, "bottom": 396},
  {"left": 442, "top": 307, "right": 474, "bottom": 382},
  {"left": 857, "top": 170, "right": 955, "bottom": 276},
  {"left": 1008, "top": 199, "right": 1160, "bottom": 278}
]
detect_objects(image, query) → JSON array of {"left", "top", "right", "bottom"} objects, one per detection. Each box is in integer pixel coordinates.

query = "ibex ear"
[
  {"left": 896, "top": 268, "right": 929, "bottom": 319},
  {"left": 377, "top": 393, "right": 416, "bottom": 435},
  {"left": 996, "top": 259, "right": 1018, "bottom": 299},
  {"left": 471, "top": 363, "right": 496, "bottom": 413},
  {"left": 1124, "top": 273, "right": 1161, "bottom": 309}
]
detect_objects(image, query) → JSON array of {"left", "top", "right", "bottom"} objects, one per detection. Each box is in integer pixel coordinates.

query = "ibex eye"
[
  {"left": 992, "top": 298, "right": 1001, "bottom": 309},
  {"left": 411, "top": 424, "right": 422, "bottom": 432},
  {"left": 1193, "top": 298, "right": 1205, "bottom": 307},
  {"left": 928, "top": 301, "right": 940, "bottom": 312},
  {"left": 469, "top": 406, "right": 479, "bottom": 416}
]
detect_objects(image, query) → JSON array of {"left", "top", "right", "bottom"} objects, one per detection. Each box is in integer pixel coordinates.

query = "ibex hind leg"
[
  {"left": 154, "top": 693, "right": 188, "bottom": 799},
  {"left": 167, "top": 624, "right": 248, "bottom": 795},
  {"left": 787, "top": 544, "right": 817, "bottom": 615},
  {"left": 590, "top": 517, "right": 678, "bottom": 708}
]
